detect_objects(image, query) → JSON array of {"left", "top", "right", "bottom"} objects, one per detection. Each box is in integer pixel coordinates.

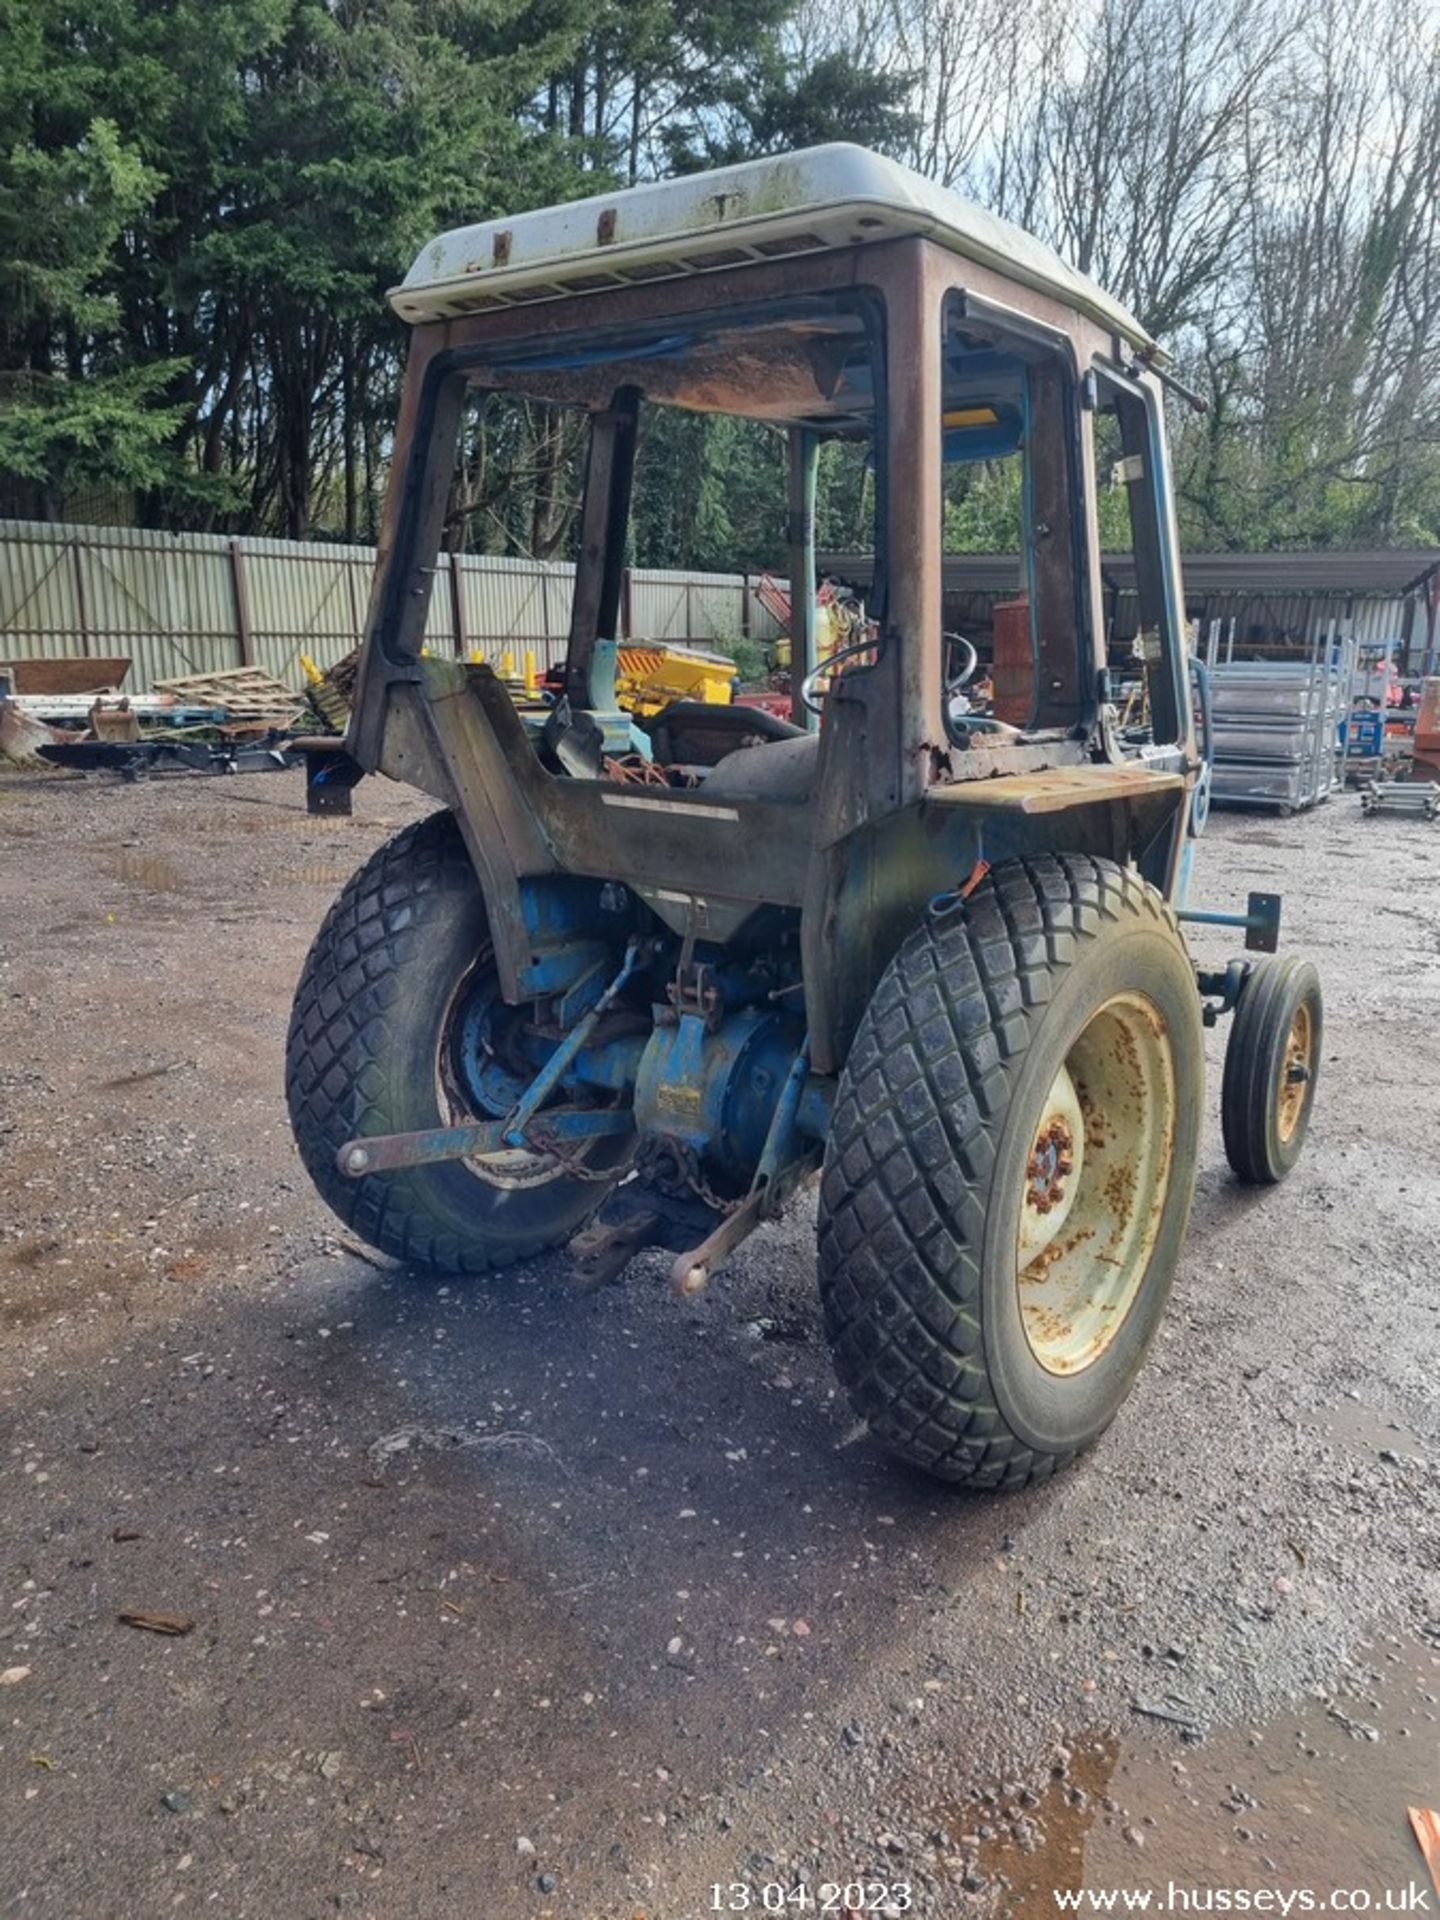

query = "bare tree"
[{"left": 792, "top": 0, "right": 1440, "bottom": 547}]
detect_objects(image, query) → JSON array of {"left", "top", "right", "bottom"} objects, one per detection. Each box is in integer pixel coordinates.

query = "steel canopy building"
[{"left": 819, "top": 547, "right": 1440, "bottom": 672}]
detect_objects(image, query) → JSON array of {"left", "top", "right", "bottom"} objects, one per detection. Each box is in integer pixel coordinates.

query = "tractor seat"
[
  {"left": 646, "top": 698, "right": 806, "bottom": 767},
  {"left": 698, "top": 729, "right": 820, "bottom": 803}
]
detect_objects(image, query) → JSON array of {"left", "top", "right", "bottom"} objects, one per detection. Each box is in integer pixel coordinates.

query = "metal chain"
[
  {"left": 526, "top": 1118, "right": 635, "bottom": 1184},
  {"left": 520, "top": 1117, "right": 739, "bottom": 1214},
  {"left": 686, "top": 1163, "right": 742, "bottom": 1217},
  {"left": 634, "top": 1133, "right": 741, "bottom": 1216}
]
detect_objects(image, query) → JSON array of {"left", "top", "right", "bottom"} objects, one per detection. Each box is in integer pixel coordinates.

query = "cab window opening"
[
  {"left": 1090, "top": 367, "right": 1184, "bottom": 748},
  {"left": 937, "top": 293, "right": 1090, "bottom": 747}
]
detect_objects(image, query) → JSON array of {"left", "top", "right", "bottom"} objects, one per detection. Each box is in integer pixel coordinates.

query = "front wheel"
[
  {"left": 817, "top": 855, "right": 1204, "bottom": 1489},
  {"left": 286, "top": 811, "right": 627, "bottom": 1274},
  {"left": 1221, "top": 954, "right": 1322, "bottom": 1185}
]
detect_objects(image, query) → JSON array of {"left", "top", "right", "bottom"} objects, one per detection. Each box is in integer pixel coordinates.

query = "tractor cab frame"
[{"left": 348, "top": 150, "right": 1196, "bottom": 1073}]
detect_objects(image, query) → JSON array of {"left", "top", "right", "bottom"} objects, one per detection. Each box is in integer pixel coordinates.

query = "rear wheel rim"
[
  {"left": 1277, "top": 1000, "right": 1313, "bottom": 1143},
  {"left": 1015, "top": 992, "right": 1178, "bottom": 1377},
  {"left": 435, "top": 958, "right": 607, "bottom": 1192}
]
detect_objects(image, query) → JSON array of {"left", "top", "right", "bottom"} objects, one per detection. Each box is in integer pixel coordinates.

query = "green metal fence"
[{"left": 0, "top": 519, "right": 782, "bottom": 692}]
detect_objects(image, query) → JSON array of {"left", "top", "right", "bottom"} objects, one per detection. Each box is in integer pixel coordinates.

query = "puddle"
[
  {"left": 1319, "top": 1400, "right": 1429, "bottom": 1466},
  {"left": 938, "top": 1635, "right": 1440, "bottom": 1915}
]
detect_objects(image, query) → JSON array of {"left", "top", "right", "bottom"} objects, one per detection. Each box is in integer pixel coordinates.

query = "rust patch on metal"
[
  {"left": 1022, "top": 1221, "right": 1098, "bottom": 1283},
  {"left": 1111, "top": 1018, "right": 1143, "bottom": 1094},
  {"left": 1021, "top": 1303, "right": 1075, "bottom": 1347},
  {"left": 1073, "top": 1079, "right": 1108, "bottom": 1151},
  {"left": 1103, "top": 1158, "right": 1137, "bottom": 1215}
]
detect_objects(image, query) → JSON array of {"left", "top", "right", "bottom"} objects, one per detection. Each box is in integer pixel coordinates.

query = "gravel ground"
[{"left": 0, "top": 765, "right": 1436, "bottom": 1920}]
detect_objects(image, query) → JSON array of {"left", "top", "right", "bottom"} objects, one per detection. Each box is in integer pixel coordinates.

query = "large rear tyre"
[
  {"left": 285, "top": 811, "right": 626, "bottom": 1274},
  {"left": 1221, "top": 954, "right": 1322, "bottom": 1185},
  {"left": 817, "top": 855, "right": 1204, "bottom": 1489}
]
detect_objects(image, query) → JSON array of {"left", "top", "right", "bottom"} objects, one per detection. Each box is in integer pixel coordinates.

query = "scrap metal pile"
[
  {"left": 1, "top": 628, "right": 814, "bottom": 791},
  {"left": 0, "top": 656, "right": 332, "bottom": 781}
]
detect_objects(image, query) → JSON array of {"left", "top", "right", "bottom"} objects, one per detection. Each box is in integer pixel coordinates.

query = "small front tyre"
[
  {"left": 817, "top": 855, "right": 1204, "bottom": 1490},
  {"left": 1220, "top": 954, "right": 1322, "bottom": 1185}
]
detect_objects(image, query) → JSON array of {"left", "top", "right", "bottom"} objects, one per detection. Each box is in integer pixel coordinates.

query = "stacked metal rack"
[{"left": 1202, "top": 617, "right": 1359, "bottom": 813}]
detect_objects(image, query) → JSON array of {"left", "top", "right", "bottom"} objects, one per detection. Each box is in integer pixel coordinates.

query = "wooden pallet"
[{"left": 152, "top": 666, "right": 303, "bottom": 720}]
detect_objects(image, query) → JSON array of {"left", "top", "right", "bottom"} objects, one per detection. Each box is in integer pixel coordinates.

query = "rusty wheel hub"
[
  {"left": 1016, "top": 993, "right": 1178, "bottom": 1376},
  {"left": 1018, "top": 1067, "right": 1085, "bottom": 1264}
]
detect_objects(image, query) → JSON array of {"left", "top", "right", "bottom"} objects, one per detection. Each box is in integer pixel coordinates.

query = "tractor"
[{"left": 287, "top": 145, "right": 1321, "bottom": 1489}]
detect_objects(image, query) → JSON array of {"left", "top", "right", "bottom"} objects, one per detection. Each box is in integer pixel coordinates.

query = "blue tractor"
[{"left": 287, "top": 146, "right": 1321, "bottom": 1488}]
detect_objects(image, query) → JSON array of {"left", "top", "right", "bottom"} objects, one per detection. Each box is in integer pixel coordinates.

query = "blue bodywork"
[{"left": 453, "top": 877, "right": 828, "bottom": 1197}]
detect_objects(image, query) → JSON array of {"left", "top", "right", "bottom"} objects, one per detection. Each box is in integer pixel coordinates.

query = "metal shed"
[{"left": 819, "top": 547, "right": 1440, "bottom": 673}]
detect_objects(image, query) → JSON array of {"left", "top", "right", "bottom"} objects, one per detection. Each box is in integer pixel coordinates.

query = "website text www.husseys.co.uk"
[{"left": 1052, "top": 1885, "right": 1434, "bottom": 1913}]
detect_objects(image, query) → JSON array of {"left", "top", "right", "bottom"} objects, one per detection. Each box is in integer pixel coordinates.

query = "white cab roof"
[{"left": 391, "top": 143, "right": 1156, "bottom": 354}]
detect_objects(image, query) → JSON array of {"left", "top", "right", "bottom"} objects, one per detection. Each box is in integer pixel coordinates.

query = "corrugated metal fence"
[{"left": 0, "top": 518, "right": 784, "bottom": 692}]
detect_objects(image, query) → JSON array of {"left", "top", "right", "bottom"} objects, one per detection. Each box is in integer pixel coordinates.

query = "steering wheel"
[
  {"left": 801, "top": 630, "right": 981, "bottom": 716},
  {"left": 800, "top": 636, "right": 878, "bottom": 714},
  {"left": 943, "top": 631, "right": 979, "bottom": 699}
]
